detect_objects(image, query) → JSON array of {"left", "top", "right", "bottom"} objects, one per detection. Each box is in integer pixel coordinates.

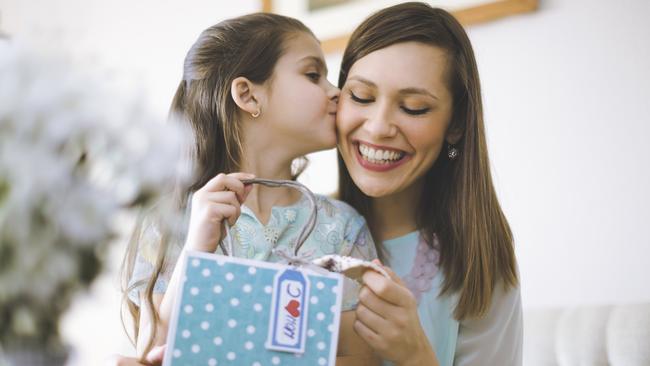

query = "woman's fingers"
[
  {"left": 358, "top": 285, "right": 394, "bottom": 320},
  {"left": 355, "top": 301, "right": 389, "bottom": 335},
  {"left": 371, "top": 259, "right": 405, "bottom": 286},
  {"left": 362, "top": 268, "right": 412, "bottom": 307},
  {"left": 353, "top": 318, "right": 384, "bottom": 351}
]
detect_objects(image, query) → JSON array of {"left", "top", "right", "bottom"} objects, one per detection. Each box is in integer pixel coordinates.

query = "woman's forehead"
[{"left": 347, "top": 42, "right": 450, "bottom": 95}]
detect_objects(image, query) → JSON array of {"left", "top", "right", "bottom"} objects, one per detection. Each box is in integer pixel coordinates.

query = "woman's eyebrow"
[
  {"left": 348, "top": 76, "right": 438, "bottom": 100},
  {"left": 398, "top": 87, "right": 439, "bottom": 101},
  {"left": 347, "top": 76, "right": 376, "bottom": 88}
]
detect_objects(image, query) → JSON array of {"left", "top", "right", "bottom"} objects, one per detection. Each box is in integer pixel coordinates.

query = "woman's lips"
[{"left": 353, "top": 141, "right": 410, "bottom": 172}]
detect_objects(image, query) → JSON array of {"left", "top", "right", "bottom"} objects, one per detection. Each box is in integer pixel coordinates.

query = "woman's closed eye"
[
  {"left": 349, "top": 90, "right": 374, "bottom": 104},
  {"left": 401, "top": 105, "right": 431, "bottom": 115}
]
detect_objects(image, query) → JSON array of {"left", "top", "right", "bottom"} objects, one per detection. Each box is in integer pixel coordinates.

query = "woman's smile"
[{"left": 353, "top": 140, "right": 411, "bottom": 172}]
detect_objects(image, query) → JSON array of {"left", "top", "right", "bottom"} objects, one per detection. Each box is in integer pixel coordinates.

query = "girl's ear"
[{"left": 231, "top": 77, "right": 262, "bottom": 117}]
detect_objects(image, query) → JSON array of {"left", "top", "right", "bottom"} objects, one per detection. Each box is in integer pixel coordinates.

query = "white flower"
[
  {"left": 285, "top": 209, "right": 297, "bottom": 223},
  {"left": 0, "top": 40, "right": 193, "bottom": 346}
]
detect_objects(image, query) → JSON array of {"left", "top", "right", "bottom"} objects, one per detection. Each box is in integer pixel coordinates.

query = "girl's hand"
[
  {"left": 107, "top": 345, "right": 165, "bottom": 366},
  {"left": 354, "top": 260, "right": 438, "bottom": 366},
  {"left": 184, "top": 172, "right": 254, "bottom": 253}
]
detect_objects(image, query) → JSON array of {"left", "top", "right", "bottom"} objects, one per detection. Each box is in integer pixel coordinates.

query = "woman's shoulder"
[
  {"left": 455, "top": 283, "right": 523, "bottom": 365},
  {"left": 459, "top": 282, "right": 522, "bottom": 325}
]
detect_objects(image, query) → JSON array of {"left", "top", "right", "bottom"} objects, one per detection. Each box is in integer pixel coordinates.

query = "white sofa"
[{"left": 523, "top": 303, "right": 650, "bottom": 365}]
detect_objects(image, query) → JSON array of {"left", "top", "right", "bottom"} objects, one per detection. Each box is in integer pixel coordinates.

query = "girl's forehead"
[{"left": 281, "top": 32, "right": 324, "bottom": 62}]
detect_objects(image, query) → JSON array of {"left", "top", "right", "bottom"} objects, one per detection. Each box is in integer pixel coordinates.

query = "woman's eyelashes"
[
  {"left": 349, "top": 90, "right": 373, "bottom": 104},
  {"left": 349, "top": 90, "right": 431, "bottom": 115},
  {"left": 401, "top": 106, "right": 431, "bottom": 115}
]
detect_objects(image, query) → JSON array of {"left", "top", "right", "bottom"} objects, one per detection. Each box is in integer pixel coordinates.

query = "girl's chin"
[{"left": 302, "top": 133, "right": 337, "bottom": 153}]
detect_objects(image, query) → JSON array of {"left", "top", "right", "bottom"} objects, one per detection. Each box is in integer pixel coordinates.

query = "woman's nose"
[{"left": 364, "top": 103, "right": 397, "bottom": 139}]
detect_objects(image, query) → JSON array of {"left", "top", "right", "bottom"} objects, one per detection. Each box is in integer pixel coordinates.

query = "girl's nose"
[{"left": 327, "top": 81, "right": 340, "bottom": 102}]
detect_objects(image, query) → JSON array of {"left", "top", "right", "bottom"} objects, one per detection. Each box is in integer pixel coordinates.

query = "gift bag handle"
[{"left": 219, "top": 178, "right": 317, "bottom": 257}]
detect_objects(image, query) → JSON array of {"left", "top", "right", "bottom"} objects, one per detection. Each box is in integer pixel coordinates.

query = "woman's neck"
[{"left": 371, "top": 179, "right": 424, "bottom": 242}]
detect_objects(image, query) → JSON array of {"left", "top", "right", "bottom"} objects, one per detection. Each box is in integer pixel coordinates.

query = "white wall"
[
  {"left": 317, "top": 0, "right": 650, "bottom": 309},
  {"left": 466, "top": 0, "right": 650, "bottom": 308},
  {"left": 2, "top": 0, "right": 649, "bottom": 363},
  {"left": 0, "top": 0, "right": 260, "bottom": 112}
]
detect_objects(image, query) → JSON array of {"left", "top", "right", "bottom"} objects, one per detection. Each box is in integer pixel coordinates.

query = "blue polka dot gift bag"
[{"left": 163, "top": 180, "right": 344, "bottom": 366}]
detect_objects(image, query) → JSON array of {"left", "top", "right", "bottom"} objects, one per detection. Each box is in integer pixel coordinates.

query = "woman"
[{"left": 336, "top": 2, "right": 522, "bottom": 365}]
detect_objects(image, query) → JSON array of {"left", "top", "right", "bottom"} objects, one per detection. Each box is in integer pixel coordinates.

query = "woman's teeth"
[{"left": 358, "top": 144, "right": 404, "bottom": 164}]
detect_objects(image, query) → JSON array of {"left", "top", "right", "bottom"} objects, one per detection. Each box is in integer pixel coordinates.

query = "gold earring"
[{"left": 251, "top": 108, "right": 261, "bottom": 118}]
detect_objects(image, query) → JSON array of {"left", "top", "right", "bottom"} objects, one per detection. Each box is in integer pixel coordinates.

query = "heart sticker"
[{"left": 285, "top": 299, "right": 301, "bottom": 317}]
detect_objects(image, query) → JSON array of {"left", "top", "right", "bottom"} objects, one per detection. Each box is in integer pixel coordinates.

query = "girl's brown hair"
[
  {"left": 337, "top": 2, "right": 518, "bottom": 320},
  {"left": 120, "top": 12, "right": 312, "bottom": 358}
]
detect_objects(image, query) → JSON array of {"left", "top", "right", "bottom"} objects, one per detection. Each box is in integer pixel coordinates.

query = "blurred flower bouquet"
[{"left": 0, "top": 40, "right": 191, "bottom": 364}]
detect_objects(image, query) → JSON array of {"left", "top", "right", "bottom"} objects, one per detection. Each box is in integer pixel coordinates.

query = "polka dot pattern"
[{"left": 168, "top": 255, "right": 342, "bottom": 365}]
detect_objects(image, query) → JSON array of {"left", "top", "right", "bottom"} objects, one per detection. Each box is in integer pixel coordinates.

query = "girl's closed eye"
[{"left": 306, "top": 71, "right": 321, "bottom": 82}]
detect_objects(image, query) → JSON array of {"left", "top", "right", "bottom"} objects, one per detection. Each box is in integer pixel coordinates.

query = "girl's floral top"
[{"left": 129, "top": 194, "right": 377, "bottom": 311}]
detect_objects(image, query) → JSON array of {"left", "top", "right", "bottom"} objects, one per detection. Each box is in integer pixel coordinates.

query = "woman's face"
[
  {"left": 263, "top": 32, "right": 340, "bottom": 156},
  {"left": 337, "top": 41, "right": 455, "bottom": 198}
]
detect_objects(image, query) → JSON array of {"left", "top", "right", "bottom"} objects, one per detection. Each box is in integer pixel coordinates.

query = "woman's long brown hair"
[
  {"left": 119, "top": 13, "right": 312, "bottom": 359},
  {"left": 337, "top": 2, "right": 518, "bottom": 320}
]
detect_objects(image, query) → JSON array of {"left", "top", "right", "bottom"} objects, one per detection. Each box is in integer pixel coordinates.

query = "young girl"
[{"left": 121, "top": 13, "right": 378, "bottom": 364}]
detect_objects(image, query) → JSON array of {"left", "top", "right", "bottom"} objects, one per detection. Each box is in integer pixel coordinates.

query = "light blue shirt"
[{"left": 381, "top": 231, "right": 459, "bottom": 366}]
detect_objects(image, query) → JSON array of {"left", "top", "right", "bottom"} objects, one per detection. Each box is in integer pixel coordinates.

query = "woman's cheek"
[{"left": 336, "top": 101, "right": 362, "bottom": 133}]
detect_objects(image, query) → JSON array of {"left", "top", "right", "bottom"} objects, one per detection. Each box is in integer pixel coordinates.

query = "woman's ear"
[
  {"left": 445, "top": 127, "right": 463, "bottom": 145},
  {"left": 231, "top": 77, "right": 262, "bottom": 117}
]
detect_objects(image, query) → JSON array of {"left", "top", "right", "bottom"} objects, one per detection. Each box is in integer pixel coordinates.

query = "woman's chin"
[{"left": 353, "top": 176, "right": 398, "bottom": 198}]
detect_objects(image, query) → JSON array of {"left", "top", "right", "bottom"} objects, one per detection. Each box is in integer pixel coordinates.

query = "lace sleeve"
[{"left": 126, "top": 216, "right": 182, "bottom": 306}]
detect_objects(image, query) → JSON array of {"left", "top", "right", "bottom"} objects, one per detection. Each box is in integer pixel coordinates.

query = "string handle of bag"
[{"left": 219, "top": 178, "right": 318, "bottom": 259}]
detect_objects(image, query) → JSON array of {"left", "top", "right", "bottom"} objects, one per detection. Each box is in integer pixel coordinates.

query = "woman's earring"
[
  {"left": 251, "top": 108, "right": 261, "bottom": 118},
  {"left": 447, "top": 144, "right": 459, "bottom": 160}
]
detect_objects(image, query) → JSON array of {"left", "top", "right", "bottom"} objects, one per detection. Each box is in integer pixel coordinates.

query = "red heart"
[{"left": 285, "top": 300, "right": 300, "bottom": 318}]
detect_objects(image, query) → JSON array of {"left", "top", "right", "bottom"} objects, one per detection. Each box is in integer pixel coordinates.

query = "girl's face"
[
  {"left": 337, "top": 42, "right": 455, "bottom": 198},
  {"left": 262, "top": 32, "right": 340, "bottom": 156}
]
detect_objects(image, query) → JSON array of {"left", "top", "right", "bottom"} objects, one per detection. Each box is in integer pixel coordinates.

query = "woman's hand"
[
  {"left": 184, "top": 172, "right": 254, "bottom": 252},
  {"left": 354, "top": 260, "right": 439, "bottom": 366}
]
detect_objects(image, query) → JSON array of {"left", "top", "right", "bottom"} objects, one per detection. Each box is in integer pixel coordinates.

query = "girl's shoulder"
[{"left": 311, "top": 194, "right": 366, "bottom": 224}]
